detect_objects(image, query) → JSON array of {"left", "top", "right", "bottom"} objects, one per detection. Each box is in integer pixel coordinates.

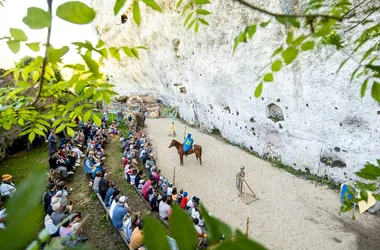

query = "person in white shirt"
[
  {"left": 0, "top": 202, "right": 6, "bottom": 230},
  {"left": 159, "top": 196, "right": 172, "bottom": 220},
  {"left": 0, "top": 174, "right": 16, "bottom": 201},
  {"left": 167, "top": 183, "right": 173, "bottom": 196}
]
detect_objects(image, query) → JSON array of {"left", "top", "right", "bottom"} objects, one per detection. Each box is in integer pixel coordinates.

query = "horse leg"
[{"left": 180, "top": 154, "right": 184, "bottom": 166}]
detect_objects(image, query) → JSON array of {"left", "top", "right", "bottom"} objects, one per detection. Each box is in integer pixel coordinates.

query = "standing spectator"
[
  {"left": 0, "top": 174, "right": 16, "bottom": 201},
  {"left": 117, "top": 110, "right": 123, "bottom": 123},
  {"left": 159, "top": 195, "right": 171, "bottom": 220},
  {"left": 111, "top": 196, "right": 128, "bottom": 230},
  {"left": 180, "top": 192, "right": 188, "bottom": 209},
  {"left": 48, "top": 129, "right": 57, "bottom": 157}
]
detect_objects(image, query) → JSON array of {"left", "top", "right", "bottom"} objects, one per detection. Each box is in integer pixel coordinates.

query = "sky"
[{"left": 0, "top": 0, "right": 98, "bottom": 69}]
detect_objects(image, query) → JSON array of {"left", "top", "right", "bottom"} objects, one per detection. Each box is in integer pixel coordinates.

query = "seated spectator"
[
  {"left": 109, "top": 192, "right": 121, "bottom": 219},
  {"left": 123, "top": 213, "right": 141, "bottom": 243},
  {"left": 55, "top": 181, "right": 69, "bottom": 207},
  {"left": 93, "top": 171, "right": 102, "bottom": 193},
  {"left": 130, "top": 221, "right": 144, "bottom": 249},
  {"left": 51, "top": 197, "right": 72, "bottom": 225},
  {"left": 177, "top": 189, "right": 183, "bottom": 204},
  {"left": 140, "top": 178, "right": 153, "bottom": 200},
  {"left": 49, "top": 151, "right": 71, "bottom": 180},
  {"left": 134, "top": 170, "right": 143, "bottom": 188},
  {"left": 159, "top": 195, "right": 172, "bottom": 220},
  {"left": 191, "top": 205, "right": 204, "bottom": 227},
  {"left": 187, "top": 196, "right": 197, "bottom": 211},
  {"left": 167, "top": 183, "right": 173, "bottom": 196},
  {"left": 193, "top": 218, "right": 206, "bottom": 247},
  {"left": 99, "top": 179, "right": 109, "bottom": 201},
  {"left": 104, "top": 181, "right": 116, "bottom": 208},
  {"left": 84, "top": 154, "right": 99, "bottom": 177},
  {"left": 0, "top": 174, "right": 17, "bottom": 201},
  {"left": 171, "top": 188, "right": 178, "bottom": 202},
  {"left": 153, "top": 169, "right": 161, "bottom": 184},
  {"left": 44, "top": 214, "right": 60, "bottom": 238},
  {"left": 112, "top": 196, "right": 128, "bottom": 230},
  {"left": 0, "top": 202, "right": 6, "bottom": 230},
  {"left": 180, "top": 192, "right": 188, "bottom": 209},
  {"left": 137, "top": 180, "right": 144, "bottom": 192},
  {"left": 150, "top": 192, "right": 159, "bottom": 212},
  {"left": 59, "top": 216, "right": 80, "bottom": 237},
  {"left": 61, "top": 223, "right": 88, "bottom": 247},
  {"left": 91, "top": 163, "right": 105, "bottom": 179}
]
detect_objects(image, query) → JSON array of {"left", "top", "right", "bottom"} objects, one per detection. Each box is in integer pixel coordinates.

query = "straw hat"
[{"left": 2, "top": 174, "right": 12, "bottom": 182}]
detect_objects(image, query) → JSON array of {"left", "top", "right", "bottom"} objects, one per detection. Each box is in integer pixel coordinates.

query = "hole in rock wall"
[
  {"left": 266, "top": 103, "right": 284, "bottom": 123},
  {"left": 223, "top": 106, "right": 231, "bottom": 113},
  {"left": 121, "top": 14, "right": 128, "bottom": 23},
  {"left": 173, "top": 39, "right": 180, "bottom": 53},
  {"left": 179, "top": 87, "right": 187, "bottom": 94}
]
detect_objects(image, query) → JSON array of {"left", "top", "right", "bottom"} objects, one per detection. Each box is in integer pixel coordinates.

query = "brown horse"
[{"left": 169, "top": 139, "right": 202, "bottom": 166}]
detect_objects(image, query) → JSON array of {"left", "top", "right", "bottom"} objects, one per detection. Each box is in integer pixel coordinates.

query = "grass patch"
[{"left": 0, "top": 145, "right": 48, "bottom": 186}]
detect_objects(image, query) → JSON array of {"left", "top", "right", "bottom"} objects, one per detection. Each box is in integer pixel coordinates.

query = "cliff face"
[{"left": 92, "top": 0, "right": 380, "bottom": 182}]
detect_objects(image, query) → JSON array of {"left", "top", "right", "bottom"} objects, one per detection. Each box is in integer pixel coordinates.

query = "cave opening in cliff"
[{"left": 267, "top": 103, "right": 284, "bottom": 122}]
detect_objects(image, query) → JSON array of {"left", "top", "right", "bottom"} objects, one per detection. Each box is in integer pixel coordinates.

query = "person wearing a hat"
[
  {"left": 111, "top": 195, "right": 128, "bottom": 230},
  {"left": 0, "top": 174, "right": 16, "bottom": 201},
  {"left": 180, "top": 192, "right": 188, "bottom": 209}
]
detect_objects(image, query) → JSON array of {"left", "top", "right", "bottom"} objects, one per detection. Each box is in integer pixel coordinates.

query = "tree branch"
[
  {"left": 234, "top": 0, "right": 343, "bottom": 21},
  {"left": 31, "top": 0, "right": 53, "bottom": 107}
]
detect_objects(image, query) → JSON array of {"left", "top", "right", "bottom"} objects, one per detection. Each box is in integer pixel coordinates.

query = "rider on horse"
[{"left": 183, "top": 133, "right": 194, "bottom": 155}]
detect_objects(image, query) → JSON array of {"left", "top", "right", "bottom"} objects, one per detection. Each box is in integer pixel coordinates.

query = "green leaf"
[
  {"left": 23, "top": 7, "right": 51, "bottom": 29},
  {"left": 356, "top": 163, "right": 380, "bottom": 180},
  {"left": 33, "top": 129, "right": 45, "bottom": 136},
  {"left": 260, "top": 20, "right": 270, "bottom": 27},
  {"left": 271, "top": 60, "right": 282, "bottom": 72},
  {"left": 282, "top": 47, "right": 299, "bottom": 65},
  {"left": 131, "top": 48, "right": 139, "bottom": 59},
  {"left": 7, "top": 40, "right": 20, "bottom": 54},
  {"left": 18, "top": 118, "right": 24, "bottom": 126},
  {"left": 122, "top": 46, "right": 134, "bottom": 57},
  {"left": 3, "top": 122, "right": 10, "bottom": 130},
  {"left": 114, "top": 0, "right": 127, "bottom": 15},
  {"left": 10, "top": 28, "right": 28, "bottom": 41},
  {"left": 275, "top": 17, "right": 300, "bottom": 28},
  {"left": 133, "top": 1, "right": 141, "bottom": 26},
  {"left": 254, "top": 82, "right": 263, "bottom": 98},
  {"left": 194, "top": 0, "right": 210, "bottom": 4},
  {"left": 176, "top": 0, "right": 183, "bottom": 9},
  {"left": 292, "top": 36, "right": 307, "bottom": 47},
  {"left": 337, "top": 58, "right": 349, "bottom": 73},
  {"left": 0, "top": 171, "right": 45, "bottom": 249},
  {"left": 182, "top": 2, "right": 191, "bottom": 15},
  {"left": 26, "top": 42, "right": 40, "bottom": 52},
  {"left": 56, "top": 1, "right": 96, "bottom": 24},
  {"left": 142, "top": 0, "right": 163, "bottom": 12},
  {"left": 365, "top": 64, "right": 380, "bottom": 74},
  {"left": 75, "top": 81, "right": 87, "bottom": 94},
  {"left": 28, "top": 131, "right": 35, "bottom": 142},
  {"left": 371, "top": 81, "right": 380, "bottom": 103},
  {"left": 301, "top": 41, "right": 315, "bottom": 51},
  {"left": 96, "top": 39, "right": 104, "bottom": 49},
  {"left": 83, "top": 110, "right": 92, "bottom": 122},
  {"left": 109, "top": 47, "right": 121, "bottom": 61},
  {"left": 360, "top": 190, "right": 368, "bottom": 202},
  {"left": 36, "top": 119, "right": 50, "bottom": 127},
  {"left": 48, "top": 46, "right": 69, "bottom": 65},
  {"left": 103, "top": 93, "right": 111, "bottom": 104},
  {"left": 93, "top": 114, "right": 101, "bottom": 126},
  {"left": 233, "top": 32, "right": 246, "bottom": 52},
  {"left": 286, "top": 32, "right": 293, "bottom": 45},
  {"left": 361, "top": 78, "right": 368, "bottom": 97},
  {"left": 263, "top": 73, "right": 274, "bottom": 82},
  {"left": 272, "top": 46, "right": 283, "bottom": 57},
  {"left": 184, "top": 12, "right": 194, "bottom": 27},
  {"left": 169, "top": 204, "right": 198, "bottom": 250},
  {"left": 196, "top": 9, "right": 211, "bottom": 15},
  {"left": 194, "top": 21, "right": 199, "bottom": 33},
  {"left": 187, "top": 18, "right": 196, "bottom": 30},
  {"left": 200, "top": 205, "right": 233, "bottom": 244},
  {"left": 66, "top": 127, "right": 75, "bottom": 137},
  {"left": 245, "top": 25, "right": 256, "bottom": 39},
  {"left": 197, "top": 18, "right": 209, "bottom": 25},
  {"left": 143, "top": 215, "right": 170, "bottom": 250},
  {"left": 217, "top": 230, "right": 266, "bottom": 250},
  {"left": 81, "top": 55, "right": 100, "bottom": 77},
  {"left": 55, "top": 124, "right": 66, "bottom": 134}
]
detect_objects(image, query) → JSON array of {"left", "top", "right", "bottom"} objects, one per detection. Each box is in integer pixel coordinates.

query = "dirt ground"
[
  {"left": 68, "top": 133, "right": 149, "bottom": 250},
  {"left": 144, "top": 118, "right": 380, "bottom": 250}
]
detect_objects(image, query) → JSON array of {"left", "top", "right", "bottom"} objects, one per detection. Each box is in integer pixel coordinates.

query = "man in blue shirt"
[
  {"left": 104, "top": 181, "right": 116, "bottom": 208},
  {"left": 112, "top": 196, "right": 128, "bottom": 230}
]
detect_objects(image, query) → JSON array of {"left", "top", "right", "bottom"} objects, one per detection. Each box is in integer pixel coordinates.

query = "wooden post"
[
  {"left": 174, "top": 166, "right": 176, "bottom": 186},
  {"left": 246, "top": 217, "right": 249, "bottom": 237}
]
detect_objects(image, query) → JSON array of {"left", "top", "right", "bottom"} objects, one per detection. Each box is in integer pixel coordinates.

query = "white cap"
[{"left": 119, "top": 196, "right": 127, "bottom": 203}]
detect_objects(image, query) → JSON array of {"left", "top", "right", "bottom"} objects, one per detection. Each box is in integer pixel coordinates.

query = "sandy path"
[{"left": 144, "top": 118, "right": 379, "bottom": 250}]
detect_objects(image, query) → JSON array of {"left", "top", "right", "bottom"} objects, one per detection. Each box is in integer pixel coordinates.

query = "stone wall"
[{"left": 92, "top": 0, "right": 380, "bottom": 182}]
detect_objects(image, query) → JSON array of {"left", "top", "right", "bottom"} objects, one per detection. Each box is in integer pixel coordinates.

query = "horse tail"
[{"left": 199, "top": 146, "right": 202, "bottom": 165}]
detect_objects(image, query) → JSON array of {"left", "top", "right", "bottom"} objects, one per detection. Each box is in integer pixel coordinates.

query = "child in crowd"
[
  {"left": 137, "top": 180, "right": 144, "bottom": 191},
  {"left": 177, "top": 189, "right": 183, "bottom": 204},
  {"left": 180, "top": 192, "right": 188, "bottom": 209}
]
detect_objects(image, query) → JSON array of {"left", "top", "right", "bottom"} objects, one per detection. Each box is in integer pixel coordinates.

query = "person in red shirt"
[{"left": 180, "top": 192, "right": 188, "bottom": 209}]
